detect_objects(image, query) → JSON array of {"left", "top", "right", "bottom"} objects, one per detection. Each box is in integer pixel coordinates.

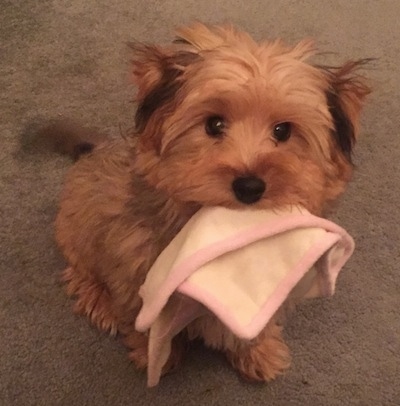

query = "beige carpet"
[{"left": 1, "top": 1, "right": 399, "bottom": 405}]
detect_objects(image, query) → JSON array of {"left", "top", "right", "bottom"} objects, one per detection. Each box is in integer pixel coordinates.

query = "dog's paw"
[
  {"left": 62, "top": 267, "right": 118, "bottom": 335},
  {"left": 124, "top": 331, "right": 149, "bottom": 369},
  {"left": 226, "top": 325, "right": 291, "bottom": 382},
  {"left": 125, "top": 332, "right": 186, "bottom": 374}
]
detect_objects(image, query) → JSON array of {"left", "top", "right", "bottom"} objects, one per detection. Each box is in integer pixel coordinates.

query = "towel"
[{"left": 135, "top": 206, "right": 354, "bottom": 386}]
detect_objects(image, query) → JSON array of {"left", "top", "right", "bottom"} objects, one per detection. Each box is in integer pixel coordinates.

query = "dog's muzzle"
[{"left": 232, "top": 176, "right": 266, "bottom": 204}]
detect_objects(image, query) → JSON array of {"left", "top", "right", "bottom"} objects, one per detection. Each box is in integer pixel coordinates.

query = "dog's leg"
[
  {"left": 124, "top": 330, "right": 187, "bottom": 374},
  {"left": 225, "top": 322, "right": 291, "bottom": 381},
  {"left": 188, "top": 315, "right": 290, "bottom": 382},
  {"left": 62, "top": 266, "right": 118, "bottom": 335},
  {"left": 123, "top": 330, "right": 149, "bottom": 369}
]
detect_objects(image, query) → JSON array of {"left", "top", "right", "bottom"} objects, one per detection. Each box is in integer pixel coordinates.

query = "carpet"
[{"left": 1, "top": 1, "right": 399, "bottom": 405}]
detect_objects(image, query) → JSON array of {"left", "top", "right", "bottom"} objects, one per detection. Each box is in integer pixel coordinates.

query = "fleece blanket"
[{"left": 135, "top": 206, "right": 354, "bottom": 387}]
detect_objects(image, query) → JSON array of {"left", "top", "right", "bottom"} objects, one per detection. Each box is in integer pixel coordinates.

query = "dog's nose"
[{"left": 232, "top": 176, "right": 266, "bottom": 204}]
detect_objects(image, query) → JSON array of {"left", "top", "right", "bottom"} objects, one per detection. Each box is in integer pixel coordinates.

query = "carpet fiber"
[{"left": 1, "top": 1, "right": 399, "bottom": 405}]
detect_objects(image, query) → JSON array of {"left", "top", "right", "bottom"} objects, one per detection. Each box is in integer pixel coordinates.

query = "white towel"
[{"left": 135, "top": 206, "right": 354, "bottom": 386}]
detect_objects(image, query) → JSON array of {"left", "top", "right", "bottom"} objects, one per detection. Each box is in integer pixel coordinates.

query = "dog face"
[{"left": 131, "top": 23, "right": 370, "bottom": 214}]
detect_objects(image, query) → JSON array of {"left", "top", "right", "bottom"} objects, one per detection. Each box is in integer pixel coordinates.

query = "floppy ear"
[
  {"left": 130, "top": 44, "right": 169, "bottom": 100},
  {"left": 325, "top": 60, "right": 371, "bottom": 162},
  {"left": 130, "top": 43, "right": 200, "bottom": 136}
]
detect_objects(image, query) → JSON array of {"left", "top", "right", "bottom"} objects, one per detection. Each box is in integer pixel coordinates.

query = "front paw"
[
  {"left": 226, "top": 325, "right": 291, "bottom": 382},
  {"left": 125, "top": 332, "right": 186, "bottom": 374}
]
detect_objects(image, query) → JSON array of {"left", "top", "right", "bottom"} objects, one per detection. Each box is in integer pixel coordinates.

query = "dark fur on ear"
[
  {"left": 323, "top": 59, "right": 372, "bottom": 163},
  {"left": 134, "top": 52, "right": 199, "bottom": 133},
  {"left": 326, "top": 89, "right": 355, "bottom": 162},
  {"left": 129, "top": 43, "right": 200, "bottom": 134},
  {"left": 134, "top": 66, "right": 182, "bottom": 133}
]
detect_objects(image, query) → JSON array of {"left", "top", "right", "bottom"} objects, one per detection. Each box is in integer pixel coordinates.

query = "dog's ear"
[
  {"left": 325, "top": 60, "right": 371, "bottom": 162},
  {"left": 130, "top": 43, "right": 200, "bottom": 138}
]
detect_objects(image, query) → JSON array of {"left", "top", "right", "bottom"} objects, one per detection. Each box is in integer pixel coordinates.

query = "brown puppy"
[{"left": 55, "top": 23, "right": 370, "bottom": 382}]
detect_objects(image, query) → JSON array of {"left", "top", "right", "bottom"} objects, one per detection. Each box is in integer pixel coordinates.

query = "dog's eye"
[
  {"left": 205, "top": 116, "right": 225, "bottom": 137},
  {"left": 273, "top": 122, "right": 292, "bottom": 142}
]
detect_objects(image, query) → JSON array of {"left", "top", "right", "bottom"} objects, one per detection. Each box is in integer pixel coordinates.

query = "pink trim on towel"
[
  {"left": 135, "top": 214, "right": 353, "bottom": 333},
  {"left": 178, "top": 232, "right": 344, "bottom": 339}
]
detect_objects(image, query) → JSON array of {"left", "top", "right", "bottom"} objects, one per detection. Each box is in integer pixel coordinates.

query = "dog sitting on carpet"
[{"left": 51, "top": 23, "right": 370, "bottom": 382}]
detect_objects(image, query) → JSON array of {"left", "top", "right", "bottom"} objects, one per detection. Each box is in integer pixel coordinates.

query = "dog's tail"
[{"left": 37, "top": 120, "right": 107, "bottom": 160}]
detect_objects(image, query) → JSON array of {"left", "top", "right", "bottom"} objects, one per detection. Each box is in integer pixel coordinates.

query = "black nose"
[{"left": 232, "top": 176, "right": 266, "bottom": 204}]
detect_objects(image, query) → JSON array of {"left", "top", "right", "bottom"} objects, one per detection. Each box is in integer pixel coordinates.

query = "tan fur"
[{"left": 55, "top": 23, "right": 370, "bottom": 382}]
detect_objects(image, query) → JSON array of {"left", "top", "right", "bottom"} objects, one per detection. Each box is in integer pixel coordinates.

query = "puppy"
[{"left": 54, "top": 23, "right": 370, "bottom": 382}]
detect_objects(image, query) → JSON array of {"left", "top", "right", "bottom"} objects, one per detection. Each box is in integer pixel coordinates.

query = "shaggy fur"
[{"left": 54, "top": 23, "right": 370, "bottom": 382}]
